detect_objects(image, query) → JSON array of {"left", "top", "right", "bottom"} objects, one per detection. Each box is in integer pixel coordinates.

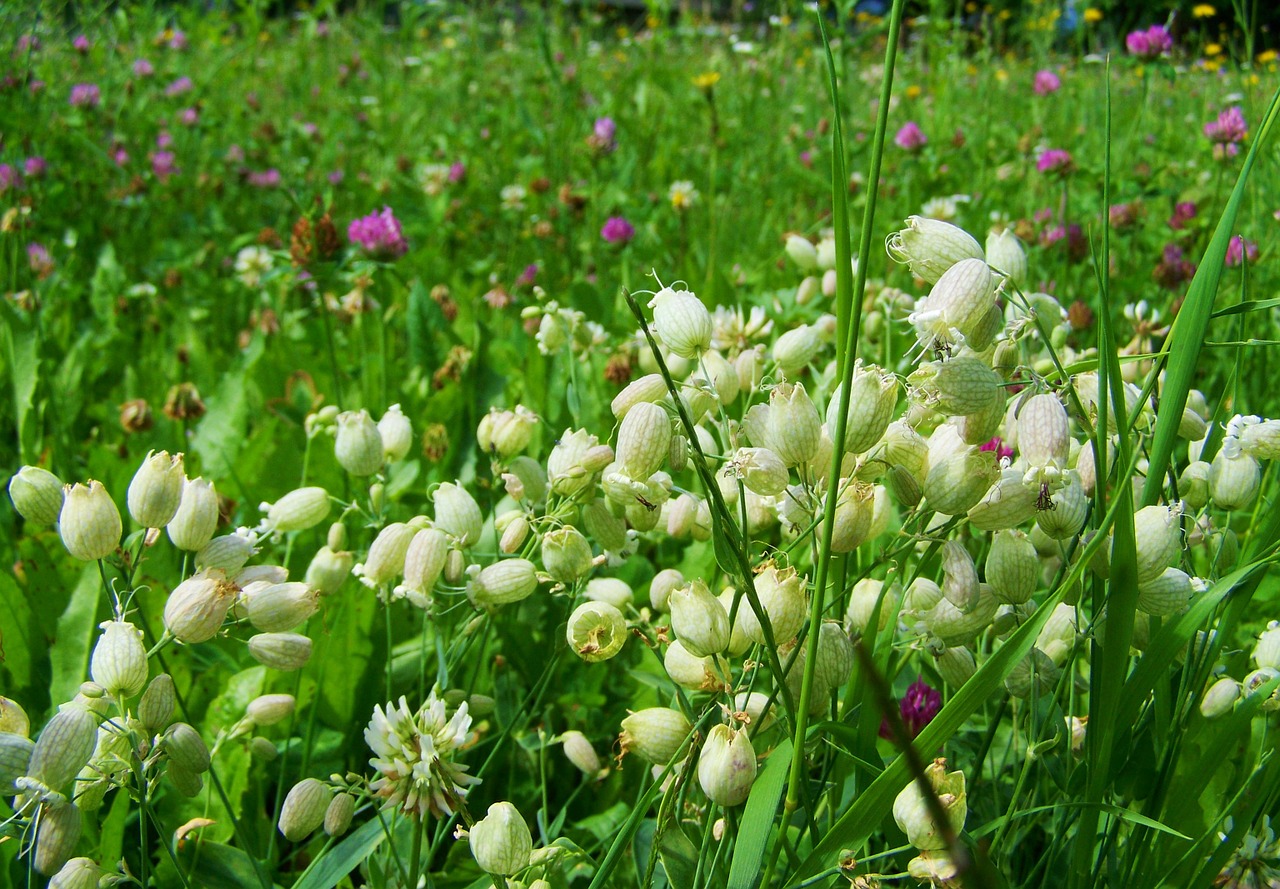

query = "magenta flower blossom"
[
  {"left": 588, "top": 116, "right": 617, "bottom": 153},
  {"left": 879, "top": 680, "right": 942, "bottom": 741},
  {"left": 165, "top": 30, "right": 188, "bottom": 51},
  {"left": 16, "top": 34, "right": 39, "bottom": 54},
  {"left": 0, "top": 164, "right": 19, "bottom": 193},
  {"left": 1126, "top": 24, "right": 1173, "bottom": 59},
  {"left": 1204, "top": 107, "right": 1246, "bottom": 159},
  {"left": 111, "top": 146, "right": 129, "bottom": 166},
  {"left": 515, "top": 263, "right": 539, "bottom": 288},
  {"left": 69, "top": 83, "right": 101, "bottom": 107},
  {"left": 28, "top": 243, "right": 53, "bottom": 279},
  {"left": 1168, "top": 201, "right": 1197, "bottom": 230},
  {"left": 894, "top": 121, "right": 927, "bottom": 152},
  {"left": 600, "top": 216, "right": 635, "bottom": 244},
  {"left": 1036, "top": 148, "right": 1073, "bottom": 176},
  {"left": 23, "top": 156, "right": 46, "bottom": 178},
  {"left": 1033, "top": 69, "right": 1061, "bottom": 95},
  {"left": 348, "top": 207, "right": 408, "bottom": 260},
  {"left": 247, "top": 168, "right": 281, "bottom": 188},
  {"left": 448, "top": 161, "right": 466, "bottom": 183},
  {"left": 1225, "top": 235, "right": 1258, "bottom": 268},
  {"left": 980, "top": 436, "right": 1015, "bottom": 463},
  {"left": 73, "top": 35, "right": 91, "bottom": 53},
  {"left": 179, "top": 107, "right": 198, "bottom": 126},
  {"left": 328, "top": 169, "right": 344, "bottom": 185},
  {"left": 151, "top": 151, "right": 177, "bottom": 181},
  {"left": 133, "top": 58, "right": 154, "bottom": 77},
  {"left": 225, "top": 144, "right": 245, "bottom": 164},
  {"left": 164, "top": 76, "right": 193, "bottom": 97},
  {"left": 156, "top": 131, "right": 174, "bottom": 150}
]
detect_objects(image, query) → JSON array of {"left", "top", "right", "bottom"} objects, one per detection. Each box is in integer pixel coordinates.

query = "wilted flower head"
[
  {"left": 365, "top": 693, "right": 480, "bottom": 819},
  {"left": 69, "top": 83, "right": 100, "bottom": 107},
  {"left": 348, "top": 207, "right": 408, "bottom": 260},
  {"left": 1126, "top": 24, "right": 1173, "bottom": 59},
  {"left": 1036, "top": 148, "right": 1073, "bottom": 176},
  {"left": 895, "top": 121, "right": 927, "bottom": 152},
  {"left": 1225, "top": 235, "right": 1258, "bottom": 268},
  {"left": 1033, "top": 69, "right": 1061, "bottom": 95},
  {"left": 601, "top": 216, "right": 635, "bottom": 245}
]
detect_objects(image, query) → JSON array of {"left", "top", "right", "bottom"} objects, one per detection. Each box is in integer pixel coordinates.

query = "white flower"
[
  {"left": 710, "top": 305, "right": 773, "bottom": 353},
  {"left": 669, "top": 180, "right": 699, "bottom": 212},
  {"left": 365, "top": 693, "right": 479, "bottom": 820},
  {"left": 500, "top": 184, "right": 527, "bottom": 211},
  {"left": 419, "top": 163, "right": 450, "bottom": 196},
  {"left": 234, "top": 246, "right": 274, "bottom": 288}
]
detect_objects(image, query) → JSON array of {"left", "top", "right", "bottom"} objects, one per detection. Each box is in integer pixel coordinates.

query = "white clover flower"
[
  {"left": 500, "top": 184, "right": 527, "bottom": 211},
  {"left": 669, "top": 180, "right": 699, "bottom": 211},
  {"left": 419, "top": 163, "right": 450, "bottom": 196},
  {"left": 920, "top": 194, "right": 970, "bottom": 221},
  {"left": 234, "top": 246, "right": 274, "bottom": 288},
  {"left": 365, "top": 693, "right": 480, "bottom": 820}
]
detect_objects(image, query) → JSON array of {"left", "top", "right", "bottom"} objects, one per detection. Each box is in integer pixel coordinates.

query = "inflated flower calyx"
[
  {"left": 892, "top": 758, "right": 967, "bottom": 851},
  {"left": 1209, "top": 449, "right": 1260, "bottom": 510},
  {"left": 697, "top": 724, "right": 757, "bottom": 807},
  {"left": 138, "top": 674, "right": 176, "bottom": 734},
  {"left": 401, "top": 527, "right": 449, "bottom": 596},
  {"left": 649, "top": 286, "right": 712, "bottom": 359},
  {"left": 924, "top": 444, "right": 999, "bottom": 516},
  {"left": 26, "top": 706, "right": 99, "bottom": 794},
  {"left": 0, "top": 733, "right": 35, "bottom": 794},
  {"left": 785, "top": 233, "right": 819, "bottom": 271},
  {"left": 1200, "top": 677, "right": 1240, "bottom": 718},
  {"left": 356, "top": 522, "right": 418, "bottom": 589},
  {"left": 986, "top": 530, "right": 1038, "bottom": 605},
  {"left": 9, "top": 465, "right": 65, "bottom": 525},
  {"left": 729, "top": 447, "right": 788, "bottom": 497},
  {"left": 1254, "top": 622, "right": 1280, "bottom": 671},
  {"left": 845, "top": 578, "right": 899, "bottom": 634},
  {"left": 47, "top": 856, "right": 99, "bottom": 889},
  {"left": 167, "top": 762, "right": 203, "bottom": 798},
  {"left": 477, "top": 406, "right": 537, "bottom": 457},
  {"left": 616, "top": 401, "right": 672, "bottom": 480},
  {"left": 649, "top": 569, "right": 685, "bottom": 612},
  {"left": 559, "top": 730, "right": 603, "bottom": 776},
  {"left": 1136, "top": 567, "right": 1194, "bottom": 616},
  {"left": 1005, "top": 647, "right": 1059, "bottom": 698},
  {"left": 163, "top": 722, "right": 210, "bottom": 774},
  {"left": 264, "top": 486, "right": 331, "bottom": 533},
  {"left": 619, "top": 708, "right": 691, "bottom": 764},
  {"left": 1128, "top": 504, "right": 1182, "bottom": 585},
  {"left": 924, "top": 585, "right": 999, "bottom": 647},
  {"left": 279, "top": 778, "right": 333, "bottom": 842},
  {"left": 248, "top": 632, "right": 313, "bottom": 671},
  {"left": 985, "top": 227, "right": 1028, "bottom": 285},
  {"left": 34, "top": 800, "right": 82, "bottom": 876},
  {"left": 377, "top": 403, "right": 413, "bottom": 462},
  {"left": 772, "top": 324, "right": 822, "bottom": 376},
  {"left": 737, "top": 564, "right": 807, "bottom": 645},
  {"left": 244, "top": 582, "right": 320, "bottom": 632},
  {"left": 540, "top": 526, "right": 594, "bottom": 584},
  {"left": 909, "top": 358, "right": 1002, "bottom": 417},
  {"left": 434, "top": 482, "right": 483, "bottom": 546},
  {"left": 126, "top": 450, "right": 185, "bottom": 528},
  {"left": 0, "top": 697, "right": 29, "bottom": 737},
  {"left": 764, "top": 382, "right": 822, "bottom": 468},
  {"left": 1035, "top": 472, "right": 1089, "bottom": 539},
  {"left": 585, "top": 577, "right": 633, "bottom": 609},
  {"left": 933, "top": 646, "right": 977, "bottom": 688},
  {"left": 664, "top": 640, "right": 729, "bottom": 692},
  {"left": 324, "top": 792, "right": 357, "bottom": 837},
  {"left": 307, "top": 545, "right": 354, "bottom": 596},
  {"left": 547, "top": 429, "right": 604, "bottom": 497},
  {"left": 89, "top": 620, "right": 148, "bottom": 699},
  {"left": 59, "top": 481, "right": 122, "bottom": 562},
  {"left": 469, "top": 801, "right": 533, "bottom": 876},
  {"left": 887, "top": 216, "right": 985, "bottom": 284},
  {"left": 1016, "top": 393, "right": 1070, "bottom": 470},
  {"left": 968, "top": 470, "right": 1040, "bottom": 532},
  {"left": 823, "top": 481, "right": 875, "bottom": 553},
  {"left": 611, "top": 374, "right": 669, "bottom": 420},
  {"left": 909, "top": 259, "right": 997, "bottom": 349},
  {"left": 198, "top": 533, "right": 258, "bottom": 573},
  {"left": 334, "top": 409, "right": 385, "bottom": 477},
  {"left": 566, "top": 601, "right": 627, "bottom": 662},
  {"left": 940, "top": 541, "right": 980, "bottom": 612},
  {"left": 468, "top": 559, "right": 539, "bottom": 606},
  {"left": 669, "top": 579, "right": 731, "bottom": 657},
  {"left": 164, "top": 571, "right": 237, "bottom": 643},
  {"left": 826, "top": 362, "right": 899, "bottom": 455},
  {"left": 247, "top": 694, "right": 296, "bottom": 726},
  {"left": 167, "top": 477, "right": 219, "bottom": 551}
]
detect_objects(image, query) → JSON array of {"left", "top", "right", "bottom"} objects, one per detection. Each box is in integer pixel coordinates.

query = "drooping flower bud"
[
  {"left": 469, "top": 801, "right": 533, "bottom": 876},
  {"left": 827, "top": 363, "right": 900, "bottom": 455},
  {"left": 772, "top": 324, "right": 822, "bottom": 377},
  {"left": 34, "top": 800, "right": 82, "bottom": 876},
  {"left": 244, "top": 582, "right": 320, "bottom": 633},
  {"left": 616, "top": 402, "right": 671, "bottom": 480},
  {"left": 649, "top": 569, "right": 684, "bottom": 612},
  {"left": 334, "top": 410, "right": 385, "bottom": 477},
  {"left": 59, "top": 481, "right": 122, "bottom": 561},
  {"left": 585, "top": 577, "right": 633, "bottom": 609},
  {"left": 264, "top": 486, "right": 331, "bottom": 533},
  {"left": 138, "top": 674, "right": 176, "bottom": 734},
  {"left": 324, "top": 792, "right": 357, "bottom": 837},
  {"left": 649, "top": 286, "right": 712, "bottom": 359},
  {"left": 164, "top": 571, "right": 237, "bottom": 643},
  {"left": 764, "top": 383, "right": 821, "bottom": 468},
  {"left": 1254, "top": 622, "right": 1280, "bottom": 671},
  {"left": 127, "top": 450, "right": 185, "bottom": 528},
  {"left": 1209, "top": 449, "right": 1261, "bottom": 510},
  {"left": 467, "top": 559, "right": 539, "bottom": 606},
  {"left": 619, "top": 708, "right": 691, "bottom": 764},
  {"left": 278, "top": 778, "right": 333, "bottom": 842},
  {"left": 924, "top": 445, "right": 999, "bottom": 515},
  {"left": 27, "top": 706, "right": 99, "bottom": 793},
  {"left": 89, "top": 621, "right": 148, "bottom": 699},
  {"left": 167, "top": 477, "right": 219, "bottom": 551},
  {"left": 738, "top": 565, "right": 807, "bottom": 645},
  {"left": 541, "top": 526, "right": 594, "bottom": 584},
  {"left": 8, "top": 466, "right": 64, "bottom": 525},
  {"left": 985, "top": 228, "right": 1027, "bottom": 285},
  {"left": 434, "top": 482, "right": 483, "bottom": 546},
  {"left": 248, "top": 632, "right": 313, "bottom": 671},
  {"left": 47, "top": 856, "right": 98, "bottom": 889},
  {"left": 664, "top": 640, "right": 726, "bottom": 691},
  {"left": 1136, "top": 567, "right": 1194, "bottom": 616},
  {"left": 197, "top": 533, "right": 258, "bottom": 573},
  {"left": 559, "top": 730, "right": 602, "bottom": 776},
  {"left": 477, "top": 407, "right": 538, "bottom": 458},
  {"left": 306, "top": 546, "right": 353, "bottom": 596},
  {"left": 697, "top": 724, "right": 757, "bottom": 807},
  {"left": 1130, "top": 504, "right": 1182, "bottom": 585},
  {"left": 547, "top": 429, "right": 602, "bottom": 498},
  {"left": 784, "top": 234, "right": 819, "bottom": 271},
  {"left": 356, "top": 521, "right": 418, "bottom": 589},
  {"left": 566, "top": 601, "right": 627, "bottom": 662},
  {"left": 246, "top": 694, "right": 296, "bottom": 726},
  {"left": 909, "top": 358, "right": 1002, "bottom": 417},
  {"left": 985, "top": 530, "right": 1038, "bottom": 605},
  {"left": 401, "top": 527, "right": 449, "bottom": 596},
  {"left": 887, "top": 216, "right": 984, "bottom": 284},
  {"left": 1199, "top": 676, "right": 1240, "bottom": 718},
  {"left": 163, "top": 722, "right": 210, "bottom": 774},
  {"left": 669, "top": 580, "right": 730, "bottom": 657}
]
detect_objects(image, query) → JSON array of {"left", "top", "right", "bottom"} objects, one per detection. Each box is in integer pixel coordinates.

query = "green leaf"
[
  {"left": 728, "top": 739, "right": 792, "bottom": 889},
  {"left": 175, "top": 841, "right": 262, "bottom": 889},
  {"left": 971, "top": 801, "right": 1191, "bottom": 841},
  {"left": 293, "top": 816, "right": 388, "bottom": 889},
  {"left": 0, "top": 301, "right": 40, "bottom": 463},
  {"left": 49, "top": 565, "right": 102, "bottom": 708},
  {"left": 659, "top": 822, "right": 699, "bottom": 888}
]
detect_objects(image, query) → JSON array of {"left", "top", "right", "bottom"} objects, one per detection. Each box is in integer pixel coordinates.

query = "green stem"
[{"left": 408, "top": 814, "right": 425, "bottom": 889}]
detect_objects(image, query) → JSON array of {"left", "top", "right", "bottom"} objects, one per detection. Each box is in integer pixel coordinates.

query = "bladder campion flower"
[{"left": 365, "top": 693, "right": 479, "bottom": 819}]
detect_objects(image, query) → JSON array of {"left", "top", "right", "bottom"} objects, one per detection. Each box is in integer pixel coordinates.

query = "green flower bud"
[
  {"left": 34, "top": 800, "right": 82, "bottom": 876},
  {"left": 611, "top": 373, "right": 670, "bottom": 420},
  {"left": 356, "top": 522, "right": 417, "bottom": 589},
  {"left": 1209, "top": 449, "right": 1261, "bottom": 510},
  {"left": 247, "top": 694, "right": 295, "bottom": 726},
  {"left": 164, "top": 571, "right": 237, "bottom": 643},
  {"left": 547, "top": 429, "right": 602, "bottom": 498},
  {"left": 138, "top": 674, "right": 176, "bottom": 734},
  {"left": 244, "top": 582, "right": 320, "bottom": 633},
  {"left": 0, "top": 732, "right": 35, "bottom": 793},
  {"left": 47, "top": 856, "right": 98, "bottom": 889},
  {"left": 335, "top": 410, "right": 385, "bottom": 477},
  {"left": 265, "top": 486, "right": 331, "bottom": 533},
  {"left": 0, "top": 697, "right": 30, "bottom": 737},
  {"left": 306, "top": 546, "right": 353, "bottom": 596},
  {"left": 324, "top": 792, "right": 356, "bottom": 837},
  {"left": 559, "top": 730, "right": 602, "bottom": 776},
  {"left": 167, "top": 477, "right": 219, "bottom": 552},
  {"left": 697, "top": 724, "right": 757, "bottom": 807},
  {"left": 27, "top": 707, "right": 98, "bottom": 794},
  {"left": 197, "top": 533, "right": 258, "bottom": 573},
  {"left": 59, "top": 481, "right": 122, "bottom": 562},
  {"left": 163, "top": 723, "right": 210, "bottom": 774},
  {"left": 985, "top": 228, "right": 1027, "bottom": 285},
  {"left": 772, "top": 324, "right": 822, "bottom": 377},
  {"left": 248, "top": 632, "right": 313, "bottom": 671},
  {"left": 909, "top": 358, "right": 1002, "bottom": 417},
  {"left": 649, "top": 287, "right": 712, "bottom": 359},
  {"left": 279, "top": 778, "right": 333, "bottom": 842},
  {"left": 765, "top": 383, "right": 821, "bottom": 468},
  {"left": 616, "top": 402, "right": 671, "bottom": 480},
  {"left": 619, "top": 708, "right": 691, "bottom": 765},
  {"left": 669, "top": 580, "right": 730, "bottom": 657},
  {"left": 469, "top": 801, "right": 532, "bottom": 876},
  {"left": 827, "top": 363, "right": 899, "bottom": 456},
  {"left": 377, "top": 404, "right": 413, "bottom": 462},
  {"left": 1199, "top": 676, "right": 1240, "bottom": 719},
  {"left": 8, "top": 465, "right": 64, "bottom": 525},
  {"left": 434, "top": 482, "right": 483, "bottom": 546},
  {"left": 892, "top": 758, "right": 967, "bottom": 851},
  {"left": 127, "top": 450, "right": 185, "bottom": 528},
  {"left": 986, "top": 530, "right": 1038, "bottom": 605},
  {"left": 649, "top": 569, "right": 685, "bottom": 612},
  {"left": 1254, "top": 622, "right": 1280, "bottom": 671},
  {"left": 477, "top": 407, "right": 538, "bottom": 458},
  {"left": 1129, "top": 504, "right": 1182, "bottom": 585},
  {"left": 89, "top": 620, "right": 148, "bottom": 699},
  {"left": 468, "top": 559, "right": 539, "bottom": 606},
  {"left": 1137, "top": 567, "right": 1194, "bottom": 617},
  {"left": 541, "top": 526, "right": 594, "bottom": 584},
  {"left": 166, "top": 761, "right": 203, "bottom": 798}
]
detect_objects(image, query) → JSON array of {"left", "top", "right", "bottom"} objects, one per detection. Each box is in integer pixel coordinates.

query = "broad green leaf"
[
  {"left": 728, "top": 738, "right": 792, "bottom": 889},
  {"left": 293, "top": 816, "right": 388, "bottom": 889},
  {"left": 49, "top": 565, "right": 102, "bottom": 708}
]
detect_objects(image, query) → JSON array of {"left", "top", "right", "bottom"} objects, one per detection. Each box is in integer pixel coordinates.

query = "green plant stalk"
[{"left": 771, "top": 2, "right": 906, "bottom": 882}]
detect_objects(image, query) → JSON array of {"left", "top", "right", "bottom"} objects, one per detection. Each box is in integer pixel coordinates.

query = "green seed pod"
[
  {"left": 324, "top": 792, "right": 356, "bottom": 837},
  {"left": 469, "top": 801, "right": 533, "bottom": 876},
  {"left": 402, "top": 527, "right": 449, "bottom": 594},
  {"left": 566, "top": 601, "right": 627, "bottom": 663},
  {"left": 164, "top": 572, "right": 237, "bottom": 643},
  {"left": 844, "top": 578, "right": 899, "bottom": 635},
  {"left": 138, "top": 674, "right": 176, "bottom": 735},
  {"left": 1179, "top": 461, "right": 1211, "bottom": 511},
  {"left": 649, "top": 287, "right": 712, "bottom": 359},
  {"left": 663, "top": 640, "right": 725, "bottom": 691},
  {"left": 670, "top": 580, "right": 730, "bottom": 657},
  {"left": 248, "top": 632, "right": 313, "bottom": 671},
  {"left": 377, "top": 404, "right": 413, "bottom": 463},
  {"left": 1209, "top": 449, "right": 1261, "bottom": 510},
  {"left": 167, "top": 477, "right": 219, "bottom": 552},
  {"left": 89, "top": 621, "right": 148, "bottom": 699},
  {"left": 985, "top": 228, "right": 1027, "bottom": 286},
  {"left": 166, "top": 761, "right": 203, "bottom": 798},
  {"left": 1004, "top": 647, "right": 1059, "bottom": 698},
  {"left": 765, "top": 383, "right": 822, "bottom": 468},
  {"left": 197, "top": 533, "right": 257, "bottom": 573},
  {"left": 8, "top": 465, "right": 64, "bottom": 525},
  {"left": 0, "top": 732, "right": 35, "bottom": 793},
  {"left": 468, "top": 559, "right": 539, "bottom": 607},
  {"left": 34, "top": 800, "right": 82, "bottom": 876},
  {"left": 619, "top": 708, "right": 691, "bottom": 765},
  {"left": 1036, "top": 473, "right": 1089, "bottom": 539},
  {"left": 738, "top": 565, "right": 806, "bottom": 645},
  {"left": 434, "top": 482, "right": 483, "bottom": 547},
  {"left": 27, "top": 707, "right": 98, "bottom": 794},
  {"left": 697, "top": 724, "right": 757, "bottom": 807},
  {"left": 246, "top": 694, "right": 295, "bottom": 726},
  {"left": 59, "top": 481, "right": 122, "bottom": 562},
  {"left": 649, "top": 569, "right": 684, "bottom": 612},
  {"left": 933, "top": 646, "right": 977, "bottom": 688},
  {"left": 772, "top": 324, "right": 822, "bottom": 377},
  {"left": 477, "top": 407, "right": 537, "bottom": 458},
  {"left": 265, "top": 486, "right": 331, "bottom": 534},
  {"left": 615, "top": 402, "right": 671, "bottom": 481},
  {"left": 812, "top": 620, "right": 855, "bottom": 690},
  {"left": 306, "top": 546, "right": 353, "bottom": 596},
  {"left": 967, "top": 471, "right": 1038, "bottom": 532},
  {"left": 541, "top": 526, "right": 594, "bottom": 585},
  {"left": 358, "top": 522, "right": 417, "bottom": 589},
  {"left": 827, "top": 362, "right": 899, "bottom": 456},
  {"left": 1129, "top": 504, "right": 1182, "bottom": 585},
  {"left": 924, "top": 585, "right": 999, "bottom": 647},
  {"left": 47, "top": 856, "right": 98, "bottom": 889},
  {"left": 1137, "top": 567, "right": 1194, "bottom": 616},
  {"left": 611, "top": 373, "right": 669, "bottom": 420},
  {"left": 909, "top": 358, "right": 1002, "bottom": 417},
  {"left": 986, "top": 530, "right": 1038, "bottom": 605},
  {"left": 279, "top": 778, "right": 333, "bottom": 842},
  {"left": 892, "top": 759, "right": 967, "bottom": 851},
  {"left": 127, "top": 450, "right": 185, "bottom": 528},
  {"left": 334, "top": 410, "right": 385, "bottom": 477},
  {"left": 245, "top": 582, "right": 320, "bottom": 633},
  {"left": 1199, "top": 676, "right": 1240, "bottom": 719},
  {"left": 887, "top": 216, "right": 984, "bottom": 284},
  {"left": 163, "top": 723, "right": 210, "bottom": 774},
  {"left": 924, "top": 445, "right": 999, "bottom": 516},
  {"left": 953, "top": 384, "right": 1005, "bottom": 445}
]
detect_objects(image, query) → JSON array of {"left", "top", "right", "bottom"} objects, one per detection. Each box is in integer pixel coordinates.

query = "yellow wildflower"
[
  {"left": 1192, "top": 4, "right": 1215, "bottom": 17},
  {"left": 905, "top": 84, "right": 922, "bottom": 99},
  {"left": 1084, "top": 8, "right": 1103, "bottom": 24},
  {"left": 1258, "top": 50, "right": 1279, "bottom": 64},
  {"left": 693, "top": 71, "right": 721, "bottom": 90},
  {"left": 1206, "top": 43, "right": 1222, "bottom": 56}
]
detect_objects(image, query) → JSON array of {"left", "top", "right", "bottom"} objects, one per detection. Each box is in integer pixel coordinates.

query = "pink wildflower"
[
  {"left": 348, "top": 207, "right": 409, "bottom": 260},
  {"left": 1033, "top": 69, "right": 1061, "bottom": 95},
  {"left": 894, "top": 121, "right": 927, "bottom": 152}
]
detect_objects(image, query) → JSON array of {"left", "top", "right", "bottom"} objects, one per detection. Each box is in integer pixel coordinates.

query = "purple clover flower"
[
  {"left": 247, "top": 168, "right": 281, "bottom": 188},
  {"left": 1033, "top": 69, "right": 1061, "bottom": 95},
  {"left": 1225, "top": 235, "right": 1258, "bottom": 268},
  {"left": 894, "top": 121, "right": 927, "bottom": 152},
  {"left": 23, "top": 156, "right": 46, "bottom": 178},
  {"left": 133, "top": 58, "right": 154, "bottom": 77},
  {"left": 879, "top": 680, "right": 942, "bottom": 741},
  {"left": 69, "top": 83, "right": 101, "bottom": 107},
  {"left": 600, "top": 216, "right": 635, "bottom": 244},
  {"left": 588, "top": 116, "right": 618, "bottom": 154},
  {"left": 164, "top": 76, "right": 193, "bottom": 98},
  {"left": 73, "top": 35, "right": 91, "bottom": 53},
  {"left": 1204, "top": 107, "right": 1246, "bottom": 146},
  {"left": 151, "top": 151, "right": 177, "bottom": 181},
  {"left": 1126, "top": 24, "right": 1173, "bottom": 59},
  {"left": 0, "top": 164, "right": 19, "bottom": 193},
  {"left": 1036, "top": 148, "right": 1073, "bottom": 176},
  {"left": 1168, "top": 201, "right": 1197, "bottom": 230},
  {"left": 348, "top": 206, "right": 408, "bottom": 260}
]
